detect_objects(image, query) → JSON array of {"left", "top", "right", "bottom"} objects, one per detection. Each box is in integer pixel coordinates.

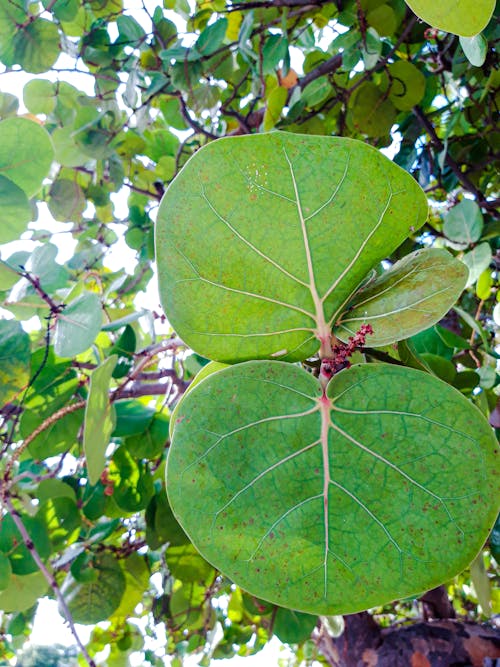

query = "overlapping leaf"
[
  {"left": 156, "top": 133, "right": 429, "bottom": 363},
  {"left": 167, "top": 361, "right": 498, "bottom": 614},
  {"left": 335, "top": 248, "right": 469, "bottom": 346}
]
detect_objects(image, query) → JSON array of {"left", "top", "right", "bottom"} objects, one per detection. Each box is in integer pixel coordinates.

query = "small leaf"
[
  {"left": 61, "top": 553, "right": 126, "bottom": 624},
  {"left": 23, "top": 79, "right": 57, "bottom": 115},
  {"left": 335, "top": 248, "right": 468, "bottom": 346},
  {"left": 113, "top": 400, "right": 155, "bottom": 437},
  {"left": 460, "top": 34, "right": 488, "bottom": 67},
  {"left": 462, "top": 242, "right": 492, "bottom": 288},
  {"left": 386, "top": 61, "right": 426, "bottom": 111},
  {"left": 0, "top": 319, "right": 30, "bottom": 406},
  {"left": 404, "top": 0, "right": 495, "bottom": 36},
  {"left": 0, "top": 514, "right": 51, "bottom": 575},
  {"left": 54, "top": 292, "right": 103, "bottom": 358},
  {"left": 109, "top": 446, "right": 154, "bottom": 512},
  {"left": 167, "top": 361, "right": 498, "bottom": 614},
  {"left": 48, "top": 179, "right": 86, "bottom": 222},
  {"left": 13, "top": 19, "right": 61, "bottom": 74},
  {"left": 273, "top": 607, "right": 317, "bottom": 644},
  {"left": 263, "top": 86, "right": 287, "bottom": 131},
  {"left": 0, "top": 175, "right": 32, "bottom": 243},
  {"left": 476, "top": 269, "right": 492, "bottom": 300},
  {"left": 83, "top": 356, "right": 117, "bottom": 486},
  {"left": 443, "top": 199, "right": 484, "bottom": 245},
  {"left": 0, "top": 571, "right": 47, "bottom": 612},
  {"left": 195, "top": 18, "right": 228, "bottom": 56},
  {"left": 0, "top": 553, "right": 12, "bottom": 592},
  {"left": 0, "top": 117, "right": 54, "bottom": 197},
  {"left": 470, "top": 553, "right": 492, "bottom": 616}
]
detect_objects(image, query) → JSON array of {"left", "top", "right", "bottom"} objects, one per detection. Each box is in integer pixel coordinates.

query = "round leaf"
[
  {"left": 386, "top": 61, "right": 426, "bottom": 111},
  {"left": 0, "top": 175, "right": 32, "bottom": 243},
  {"left": 459, "top": 34, "right": 488, "bottom": 67},
  {"left": 443, "top": 199, "right": 484, "bottom": 245},
  {"left": 54, "top": 292, "right": 103, "bottom": 358},
  {"left": 167, "top": 361, "right": 499, "bottom": 614},
  {"left": 61, "top": 554, "right": 126, "bottom": 624},
  {"left": 0, "top": 571, "right": 47, "bottom": 612},
  {"left": 404, "top": 0, "right": 495, "bottom": 36},
  {"left": 0, "top": 319, "right": 30, "bottom": 406},
  {"left": 273, "top": 607, "right": 317, "bottom": 644},
  {"left": 335, "top": 248, "right": 469, "bottom": 346},
  {"left": 13, "top": 19, "right": 60, "bottom": 73},
  {"left": 156, "top": 133, "right": 427, "bottom": 363},
  {"left": 23, "top": 79, "right": 57, "bottom": 115},
  {"left": 0, "top": 117, "right": 54, "bottom": 197}
]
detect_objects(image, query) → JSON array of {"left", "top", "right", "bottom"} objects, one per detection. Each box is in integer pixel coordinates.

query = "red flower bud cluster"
[{"left": 320, "top": 324, "right": 374, "bottom": 379}]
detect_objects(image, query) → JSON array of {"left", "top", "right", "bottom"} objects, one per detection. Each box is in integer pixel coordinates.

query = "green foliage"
[{"left": 0, "top": 0, "right": 498, "bottom": 664}]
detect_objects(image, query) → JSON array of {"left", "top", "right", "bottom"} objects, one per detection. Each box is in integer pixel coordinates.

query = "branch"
[
  {"left": 3, "top": 497, "right": 97, "bottom": 667},
  {"left": 2, "top": 401, "right": 85, "bottom": 491},
  {"left": 299, "top": 53, "right": 343, "bottom": 89},
  {"left": 413, "top": 106, "right": 499, "bottom": 217}
]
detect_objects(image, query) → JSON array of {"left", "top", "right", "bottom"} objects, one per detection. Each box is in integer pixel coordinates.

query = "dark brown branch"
[
  {"left": 413, "top": 106, "right": 499, "bottom": 217},
  {"left": 299, "top": 53, "right": 343, "bottom": 89},
  {"left": 315, "top": 613, "right": 500, "bottom": 667},
  {"left": 420, "top": 585, "right": 456, "bottom": 620}
]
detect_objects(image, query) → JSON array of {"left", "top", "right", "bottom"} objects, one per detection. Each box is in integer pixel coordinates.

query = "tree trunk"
[{"left": 316, "top": 611, "right": 500, "bottom": 667}]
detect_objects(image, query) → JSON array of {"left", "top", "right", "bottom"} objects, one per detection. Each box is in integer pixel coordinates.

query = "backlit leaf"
[
  {"left": 460, "top": 34, "right": 488, "bottom": 67},
  {"left": 0, "top": 319, "right": 30, "bottom": 406},
  {"left": 54, "top": 292, "right": 103, "bottom": 358},
  {"left": 156, "top": 133, "right": 427, "bottom": 363},
  {"left": 404, "top": 0, "right": 495, "bottom": 36},
  {"left": 0, "top": 117, "right": 54, "bottom": 197},
  {"left": 0, "top": 571, "right": 47, "bottom": 612},
  {"left": 61, "top": 553, "right": 126, "bottom": 624},
  {"left": 443, "top": 199, "right": 484, "bottom": 245}
]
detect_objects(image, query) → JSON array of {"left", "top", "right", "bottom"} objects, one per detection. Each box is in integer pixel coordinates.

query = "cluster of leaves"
[{"left": 0, "top": 0, "right": 498, "bottom": 665}]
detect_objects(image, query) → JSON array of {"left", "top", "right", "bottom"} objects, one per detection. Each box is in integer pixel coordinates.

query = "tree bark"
[{"left": 316, "top": 612, "right": 500, "bottom": 667}]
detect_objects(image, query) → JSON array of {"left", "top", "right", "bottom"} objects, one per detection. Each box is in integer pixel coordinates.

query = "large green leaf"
[
  {"left": 167, "top": 361, "right": 499, "bottom": 614},
  {"left": 334, "top": 248, "right": 468, "bottom": 346},
  {"left": 83, "top": 356, "right": 117, "bottom": 486},
  {"left": 0, "top": 320, "right": 30, "bottom": 406},
  {"left": 156, "top": 133, "right": 427, "bottom": 363},
  {"left": 404, "top": 0, "right": 495, "bottom": 36},
  {"left": 0, "top": 117, "right": 54, "bottom": 197},
  {"left": 13, "top": 19, "right": 61, "bottom": 74},
  {"left": 0, "top": 514, "right": 51, "bottom": 575}
]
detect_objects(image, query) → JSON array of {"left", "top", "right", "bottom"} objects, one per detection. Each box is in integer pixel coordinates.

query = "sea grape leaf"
[
  {"left": 273, "top": 607, "right": 318, "bottom": 644},
  {"left": 0, "top": 175, "right": 32, "bottom": 243},
  {"left": 83, "top": 356, "right": 117, "bottom": 486},
  {"left": 335, "top": 248, "right": 468, "bottom": 346},
  {"left": 0, "top": 553, "right": 11, "bottom": 591},
  {"left": 13, "top": 19, "right": 61, "bottom": 73},
  {"left": 28, "top": 84, "right": 55, "bottom": 127},
  {"left": 167, "top": 361, "right": 499, "bottom": 615},
  {"left": 54, "top": 292, "right": 103, "bottom": 357},
  {"left": 403, "top": 0, "right": 495, "bottom": 36},
  {"left": 460, "top": 34, "right": 488, "bottom": 67},
  {"left": 443, "top": 199, "right": 484, "bottom": 245},
  {"left": 61, "top": 553, "right": 126, "bottom": 624},
  {"left": 462, "top": 242, "right": 492, "bottom": 287},
  {"left": 156, "top": 133, "right": 427, "bottom": 364},
  {"left": 0, "top": 514, "right": 51, "bottom": 575},
  {"left": 0, "top": 571, "right": 47, "bottom": 612},
  {"left": 0, "top": 320, "right": 30, "bottom": 407},
  {"left": 0, "top": 117, "right": 54, "bottom": 196},
  {"left": 385, "top": 60, "right": 426, "bottom": 111}
]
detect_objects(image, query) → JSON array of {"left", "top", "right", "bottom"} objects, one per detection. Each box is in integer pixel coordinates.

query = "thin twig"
[{"left": 3, "top": 497, "right": 97, "bottom": 667}]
